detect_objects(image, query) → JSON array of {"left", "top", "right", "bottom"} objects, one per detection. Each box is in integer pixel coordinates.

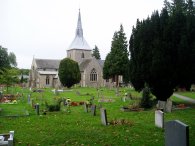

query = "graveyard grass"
[{"left": 0, "top": 87, "right": 195, "bottom": 146}]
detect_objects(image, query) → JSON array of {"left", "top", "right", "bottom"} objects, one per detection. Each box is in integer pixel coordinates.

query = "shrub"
[{"left": 140, "top": 86, "right": 153, "bottom": 109}]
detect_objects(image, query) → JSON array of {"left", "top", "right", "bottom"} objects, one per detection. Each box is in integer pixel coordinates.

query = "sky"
[{"left": 0, "top": 0, "right": 164, "bottom": 69}]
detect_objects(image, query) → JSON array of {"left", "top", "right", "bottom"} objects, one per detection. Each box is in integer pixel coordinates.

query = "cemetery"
[{"left": 0, "top": 86, "right": 194, "bottom": 145}]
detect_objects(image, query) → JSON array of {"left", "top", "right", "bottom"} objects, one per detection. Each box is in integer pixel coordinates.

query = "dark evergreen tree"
[
  {"left": 58, "top": 58, "right": 81, "bottom": 88},
  {"left": 92, "top": 45, "right": 101, "bottom": 59},
  {"left": 129, "top": 0, "right": 195, "bottom": 101},
  {"left": 0, "top": 46, "right": 10, "bottom": 69},
  {"left": 103, "top": 24, "right": 129, "bottom": 86}
]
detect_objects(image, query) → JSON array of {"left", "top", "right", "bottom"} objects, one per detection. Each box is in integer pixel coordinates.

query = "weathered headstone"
[
  {"left": 91, "top": 105, "right": 96, "bottom": 116},
  {"left": 35, "top": 103, "right": 40, "bottom": 115},
  {"left": 27, "top": 94, "right": 31, "bottom": 104},
  {"left": 165, "top": 98, "right": 172, "bottom": 113},
  {"left": 165, "top": 120, "right": 189, "bottom": 146},
  {"left": 100, "top": 108, "right": 107, "bottom": 126},
  {"left": 155, "top": 110, "right": 164, "bottom": 128},
  {"left": 31, "top": 99, "right": 34, "bottom": 108},
  {"left": 156, "top": 100, "right": 166, "bottom": 111},
  {"left": 84, "top": 103, "right": 88, "bottom": 113}
]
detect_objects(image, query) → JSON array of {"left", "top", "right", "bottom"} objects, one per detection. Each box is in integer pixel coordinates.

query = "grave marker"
[
  {"left": 165, "top": 98, "right": 172, "bottom": 113},
  {"left": 91, "top": 105, "right": 96, "bottom": 116},
  {"left": 27, "top": 94, "right": 31, "bottom": 104},
  {"left": 155, "top": 110, "right": 164, "bottom": 128},
  {"left": 100, "top": 108, "right": 107, "bottom": 126},
  {"left": 35, "top": 103, "right": 40, "bottom": 115},
  {"left": 84, "top": 103, "right": 88, "bottom": 113},
  {"left": 165, "top": 120, "right": 189, "bottom": 146}
]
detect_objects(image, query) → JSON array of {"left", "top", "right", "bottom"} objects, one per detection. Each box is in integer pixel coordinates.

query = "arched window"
[
  {"left": 81, "top": 52, "right": 85, "bottom": 58},
  {"left": 46, "top": 76, "right": 50, "bottom": 85},
  {"left": 90, "top": 68, "right": 97, "bottom": 81}
]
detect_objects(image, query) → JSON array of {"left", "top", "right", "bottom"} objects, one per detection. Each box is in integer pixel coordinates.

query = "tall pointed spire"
[
  {"left": 68, "top": 9, "right": 91, "bottom": 50},
  {"left": 76, "top": 9, "right": 83, "bottom": 37}
]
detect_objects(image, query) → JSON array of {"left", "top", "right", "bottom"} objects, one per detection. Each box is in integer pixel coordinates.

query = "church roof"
[
  {"left": 79, "top": 58, "right": 104, "bottom": 71},
  {"left": 79, "top": 58, "right": 92, "bottom": 71},
  {"left": 68, "top": 10, "right": 91, "bottom": 50},
  {"left": 35, "top": 59, "right": 60, "bottom": 69}
]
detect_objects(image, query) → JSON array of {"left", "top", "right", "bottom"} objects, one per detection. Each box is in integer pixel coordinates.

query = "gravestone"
[
  {"left": 27, "top": 94, "right": 31, "bottom": 104},
  {"left": 155, "top": 110, "right": 164, "bottom": 128},
  {"left": 156, "top": 100, "right": 166, "bottom": 111},
  {"left": 35, "top": 103, "right": 40, "bottom": 115},
  {"left": 84, "top": 103, "right": 88, "bottom": 113},
  {"left": 165, "top": 98, "right": 172, "bottom": 113},
  {"left": 100, "top": 108, "right": 107, "bottom": 126},
  {"left": 31, "top": 99, "right": 34, "bottom": 108},
  {"left": 91, "top": 105, "right": 96, "bottom": 116},
  {"left": 165, "top": 120, "right": 189, "bottom": 146}
]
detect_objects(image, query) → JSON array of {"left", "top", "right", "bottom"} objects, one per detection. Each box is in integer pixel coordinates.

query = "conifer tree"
[
  {"left": 92, "top": 45, "right": 101, "bottom": 59},
  {"left": 103, "top": 24, "right": 129, "bottom": 86},
  {"left": 129, "top": 0, "right": 195, "bottom": 101}
]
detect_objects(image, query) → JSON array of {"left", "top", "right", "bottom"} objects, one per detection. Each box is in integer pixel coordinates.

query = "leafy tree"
[
  {"left": 0, "top": 68, "right": 19, "bottom": 93},
  {"left": 103, "top": 24, "right": 129, "bottom": 86},
  {"left": 58, "top": 58, "right": 81, "bottom": 88},
  {"left": 9, "top": 52, "right": 17, "bottom": 67},
  {"left": 0, "top": 46, "right": 10, "bottom": 69},
  {"left": 92, "top": 45, "right": 101, "bottom": 59},
  {"left": 129, "top": 0, "right": 195, "bottom": 101}
]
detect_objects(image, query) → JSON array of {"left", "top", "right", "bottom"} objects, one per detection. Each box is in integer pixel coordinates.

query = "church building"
[{"left": 29, "top": 10, "right": 114, "bottom": 88}]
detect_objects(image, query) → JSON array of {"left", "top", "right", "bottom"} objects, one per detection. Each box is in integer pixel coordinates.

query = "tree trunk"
[{"left": 115, "top": 75, "right": 119, "bottom": 96}]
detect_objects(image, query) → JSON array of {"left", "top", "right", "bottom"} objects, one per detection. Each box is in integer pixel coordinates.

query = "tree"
[
  {"left": 129, "top": 0, "right": 195, "bottom": 101},
  {"left": 92, "top": 45, "right": 101, "bottom": 59},
  {"left": 103, "top": 24, "right": 129, "bottom": 86},
  {"left": 0, "top": 68, "right": 19, "bottom": 93},
  {"left": 0, "top": 46, "right": 10, "bottom": 69},
  {"left": 9, "top": 52, "right": 17, "bottom": 67},
  {"left": 58, "top": 58, "right": 81, "bottom": 88}
]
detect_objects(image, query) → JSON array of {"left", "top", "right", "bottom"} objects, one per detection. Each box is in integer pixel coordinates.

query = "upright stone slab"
[
  {"left": 100, "top": 108, "right": 107, "bottom": 126},
  {"left": 84, "top": 103, "right": 88, "bottom": 113},
  {"left": 91, "top": 105, "right": 96, "bottom": 116},
  {"left": 156, "top": 100, "right": 166, "bottom": 111},
  {"left": 165, "top": 98, "right": 172, "bottom": 113},
  {"left": 165, "top": 120, "right": 189, "bottom": 146},
  {"left": 35, "top": 103, "right": 40, "bottom": 115},
  {"left": 27, "top": 94, "right": 31, "bottom": 104},
  {"left": 155, "top": 110, "right": 164, "bottom": 128}
]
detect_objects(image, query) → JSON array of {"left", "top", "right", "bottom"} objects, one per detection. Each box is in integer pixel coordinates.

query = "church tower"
[{"left": 67, "top": 9, "right": 92, "bottom": 64}]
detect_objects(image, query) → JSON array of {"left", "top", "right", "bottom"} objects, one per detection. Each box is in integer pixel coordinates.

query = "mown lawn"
[
  {"left": 176, "top": 91, "right": 195, "bottom": 99},
  {"left": 0, "top": 86, "right": 195, "bottom": 146}
]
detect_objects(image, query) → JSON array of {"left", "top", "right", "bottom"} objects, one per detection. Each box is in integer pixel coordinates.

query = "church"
[{"left": 29, "top": 10, "right": 120, "bottom": 88}]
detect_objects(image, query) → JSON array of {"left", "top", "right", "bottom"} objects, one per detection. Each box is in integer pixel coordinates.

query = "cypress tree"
[{"left": 92, "top": 45, "right": 101, "bottom": 59}]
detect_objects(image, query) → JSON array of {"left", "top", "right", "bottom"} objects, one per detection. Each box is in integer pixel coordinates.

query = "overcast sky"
[{"left": 0, "top": 0, "right": 164, "bottom": 69}]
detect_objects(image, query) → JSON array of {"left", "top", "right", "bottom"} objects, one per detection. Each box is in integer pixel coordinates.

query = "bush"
[
  {"left": 45, "top": 98, "right": 62, "bottom": 112},
  {"left": 140, "top": 86, "right": 153, "bottom": 109}
]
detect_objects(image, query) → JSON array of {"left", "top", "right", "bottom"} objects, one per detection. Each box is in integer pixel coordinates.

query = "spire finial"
[{"left": 76, "top": 9, "right": 83, "bottom": 37}]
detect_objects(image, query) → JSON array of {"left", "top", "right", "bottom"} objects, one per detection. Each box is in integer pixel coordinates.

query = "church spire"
[
  {"left": 68, "top": 9, "right": 91, "bottom": 50},
  {"left": 76, "top": 9, "right": 83, "bottom": 37}
]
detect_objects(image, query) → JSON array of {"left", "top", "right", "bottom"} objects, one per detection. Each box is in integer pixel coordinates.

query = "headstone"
[
  {"left": 100, "top": 108, "right": 107, "bottom": 126},
  {"left": 84, "top": 103, "right": 88, "bottom": 113},
  {"left": 156, "top": 100, "right": 166, "bottom": 111},
  {"left": 165, "top": 98, "right": 172, "bottom": 113},
  {"left": 155, "top": 110, "right": 164, "bottom": 128},
  {"left": 165, "top": 120, "right": 189, "bottom": 146},
  {"left": 91, "top": 105, "right": 96, "bottom": 116},
  {"left": 27, "top": 94, "right": 31, "bottom": 104},
  {"left": 35, "top": 103, "right": 40, "bottom": 115},
  {"left": 31, "top": 99, "right": 34, "bottom": 108}
]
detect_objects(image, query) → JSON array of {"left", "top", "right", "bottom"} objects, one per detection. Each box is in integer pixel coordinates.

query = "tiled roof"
[{"left": 35, "top": 59, "right": 60, "bottom": 69}]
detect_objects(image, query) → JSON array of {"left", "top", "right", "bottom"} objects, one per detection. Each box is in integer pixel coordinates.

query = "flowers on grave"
[{"left": 12, "top": 100, "right": 17, "bottom": 104}]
